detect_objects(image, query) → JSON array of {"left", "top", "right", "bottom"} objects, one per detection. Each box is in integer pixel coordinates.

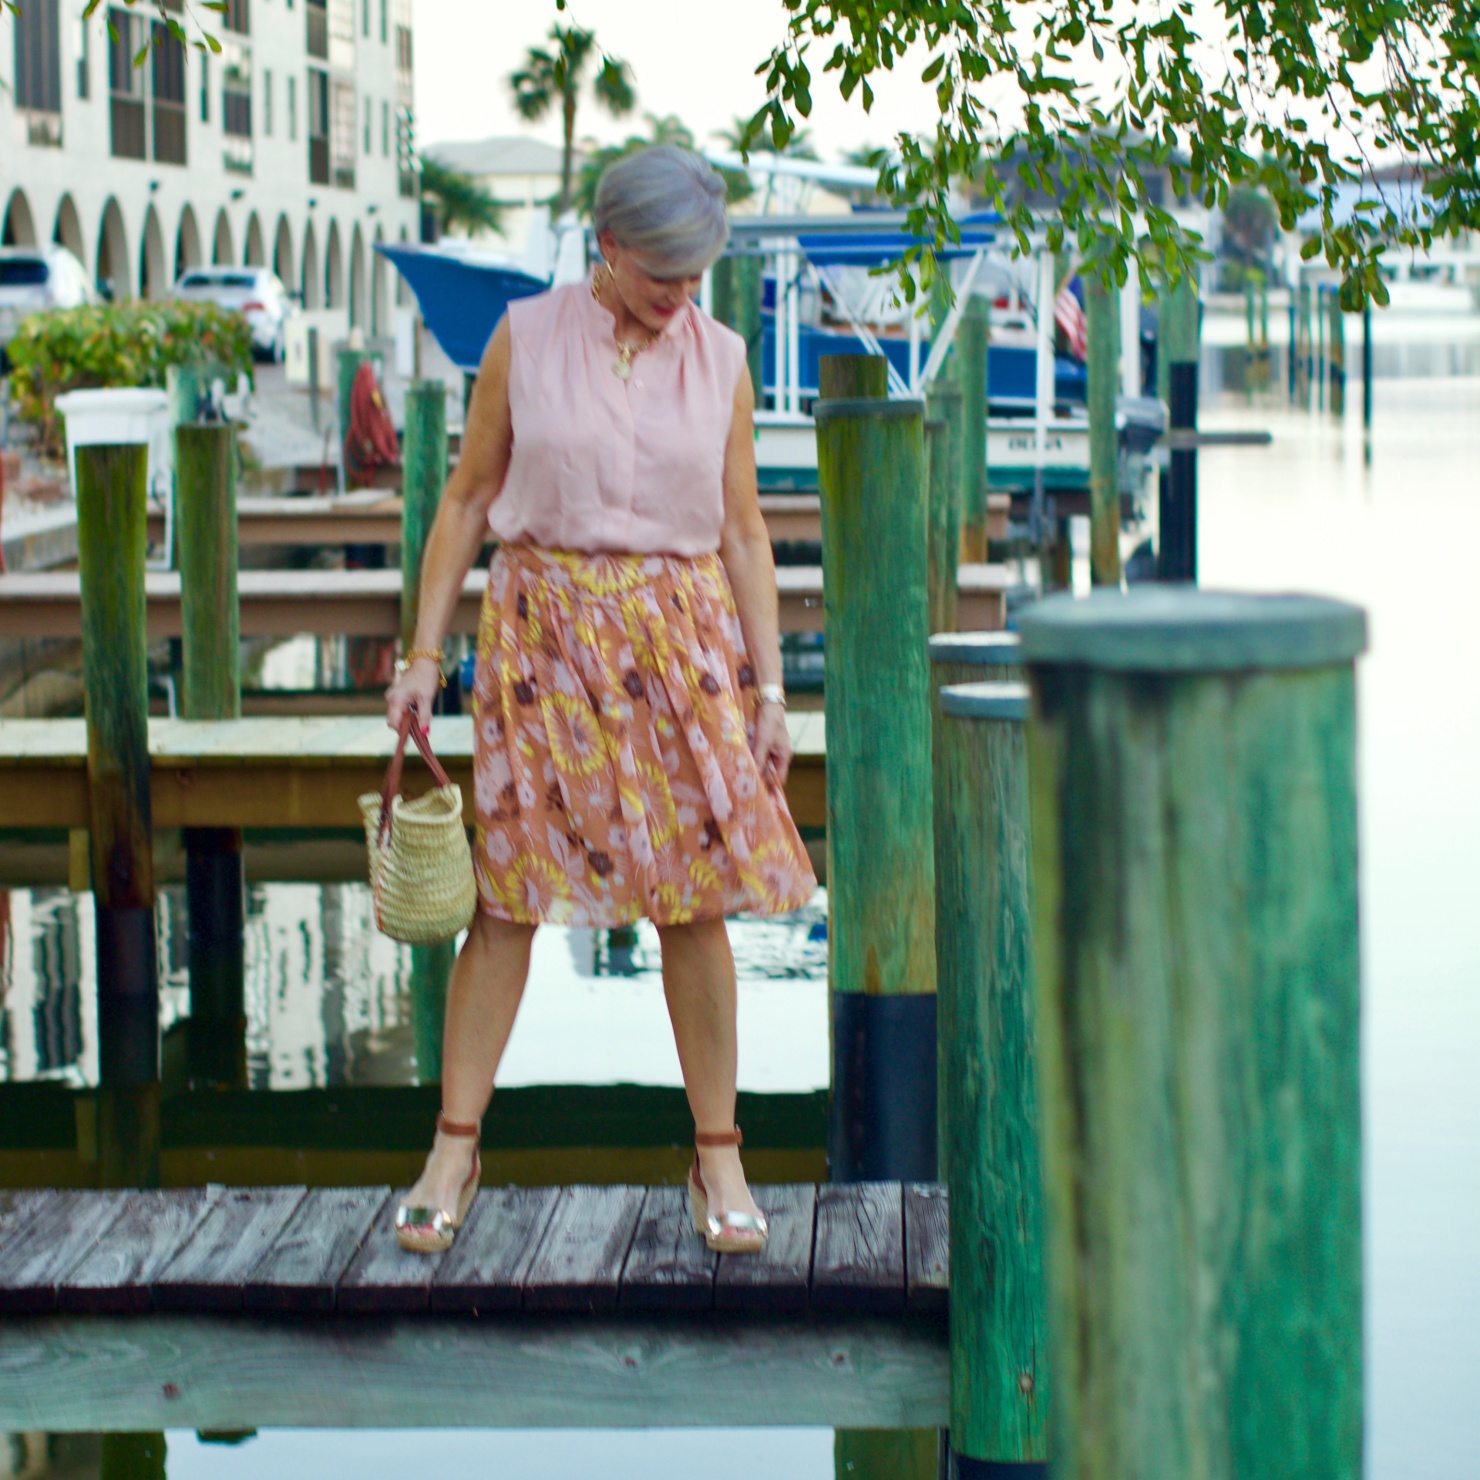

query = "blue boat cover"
[
  {"left": 376, "top": 244, "right": 547, "bottom": 372},
  {"left": 797, "top": 210, "right": 1003, "bottom": 267}
]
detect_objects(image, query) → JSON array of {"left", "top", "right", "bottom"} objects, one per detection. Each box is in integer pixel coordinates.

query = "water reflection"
[{"left": 0, "top": 885, "right": 829, "bottom": 1092}]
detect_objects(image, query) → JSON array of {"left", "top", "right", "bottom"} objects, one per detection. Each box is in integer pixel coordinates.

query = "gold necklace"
[{"left": 592, "top": 264, "right": 662, "bottom": 380}]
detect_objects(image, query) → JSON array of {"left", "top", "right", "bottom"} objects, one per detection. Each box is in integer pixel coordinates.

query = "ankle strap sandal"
[
  {"left": 688, "top": 1124, "right": 769, "bottom": 1254},
  {"left": 394, "top": 1111, "right": 482, "bottom": 1255}
]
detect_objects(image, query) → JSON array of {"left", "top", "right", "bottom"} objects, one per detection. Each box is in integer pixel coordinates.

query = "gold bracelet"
[{"left": 398, "top": 647, "right": 448, "bottom": 688}]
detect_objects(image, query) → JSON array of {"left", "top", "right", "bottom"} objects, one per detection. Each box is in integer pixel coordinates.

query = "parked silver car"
[
  {"left": 170, "top": 265, "right": 297, "bottom": 361},
  {"left": 0, "top": 245, "right": 97, "bottom": 358}
]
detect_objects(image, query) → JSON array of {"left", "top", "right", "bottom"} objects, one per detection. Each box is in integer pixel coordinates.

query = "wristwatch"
[{"left": 759, "top": 682, "right": 786, "bottom": 709}]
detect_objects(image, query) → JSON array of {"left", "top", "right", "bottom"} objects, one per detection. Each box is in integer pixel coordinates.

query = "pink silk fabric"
[{"left": 487, "top": 278, "right": 748, "bottom": 556}]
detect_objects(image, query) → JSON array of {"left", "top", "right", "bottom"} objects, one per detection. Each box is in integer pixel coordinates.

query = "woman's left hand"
[{"left": 752, "top": 701, "right": 793, "bottom": 787}]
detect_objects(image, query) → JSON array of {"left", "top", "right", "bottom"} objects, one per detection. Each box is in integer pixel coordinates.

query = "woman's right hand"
[{"left": 385, "top": 656, "right": 443, "bottom": 734}]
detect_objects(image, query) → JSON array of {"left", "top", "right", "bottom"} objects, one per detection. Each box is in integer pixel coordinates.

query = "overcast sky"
[{"left": 412, "top": 0, "right": 941, "bottom": 160}]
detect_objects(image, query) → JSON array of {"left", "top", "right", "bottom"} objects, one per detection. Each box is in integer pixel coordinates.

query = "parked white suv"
[
  {"left": 0, "top": 245, "right": 97, "bottom": 358},
  {"left": 170, "top": 266, "right": 297, "bottom": 362}
]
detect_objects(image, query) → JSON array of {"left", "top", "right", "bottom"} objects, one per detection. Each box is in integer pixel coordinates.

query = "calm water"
[{"left": 1, "top": 336, "right": 1476, "bottom": 1477}]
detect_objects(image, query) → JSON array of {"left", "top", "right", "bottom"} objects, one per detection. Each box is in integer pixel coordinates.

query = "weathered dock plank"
[
  {"left": 714, "top": 1182, "right": 816, "bottom": 1315},
  {"left": 904, "top": 1183, "right": 950, "bottom": 1315},
  {"left": 0, "top": 715, "right": 827, "bottom": 832},
  {"left": 430, "top": 1186, "right": 561, "bottom": 1314},
  {"left": 0, "top": 1314, "right": 949, "bottom": 1432},
  {"left": 0, "top": 1191, "right": 130, "bottom": 1315},
  {"left": 812, "top": 1182, "right": 906, "bottom": 1315},
  {"left": 522, "top": 1184, "right": 646, "bottom": 1313},
  {"left": 0, "top": 563, "right": 1008, "bottom": 641},
  {"left": 153, "top": 1186, "right": 309, "bottom": 1312},
  {"left": 338, "top": 1191, "right": 451, "bottom": 1314},
  {"left": 617, "top": 1184, "right": 719, "bottom": 1313},
  {"left": 58, "top": 1189, "right": 218, "bottom": 1315},
  {"left": 241, "top": 1186, "right": 386, "bottom": 1314}
]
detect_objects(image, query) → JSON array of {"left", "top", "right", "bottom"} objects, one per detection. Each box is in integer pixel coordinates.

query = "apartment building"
[{"left": 0, "top": 0, "right": 419, "bottom": 331}]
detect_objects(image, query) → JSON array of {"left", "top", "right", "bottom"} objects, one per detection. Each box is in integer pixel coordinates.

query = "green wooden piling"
[
  {"left": 76, "top": 443, "right": 160, "bottom": 1188},
  {"left": 176, "top": 425, "right": 240, "bottom": 722},
  {"left": 928, "top": 630, "right": 1023, "bottom": 1172},
  {"left": 957, "top": 296, "right": 990, "bottom": 562},
  {"left": 175, "top": 423, "right": 246, "bottom": 1090},
  {"left": 935, "top": 680, "right": 1046, "bottom": 1470},
  {"left": 401, "top": 379, "right": 453, "bottom": 1072},
  {"left": 1297, "top": 282, "right": 1312, "bottom": 405},
  {"left": 1085, "top": 275, "right": 1121, "bottom": 587},
  {"left": 100, "top": 1433, "right": 167, "bottom": 1480},
  {"left": 1021, "top": 588, "right": 1366, "bottom": 1480},
  {"left": 1329, "top": 290, "right": 1347, "bottom": 417},
  {"left": 819, "top": 354, "right": 888, "bottom": 401},
  {"left": 815, "top": 393, "right": 936, "bottom": 1181},
  {"left": 401, "top": 380, "right": 448, "bottom": 650},
  {"left": 923, "top": 378, "right": 963, "bottom": 634},
  {"left": 711, "top": 254, "right": 764, "bottom": 402},
  {"left": 834, "top": 1429, "right": 939, "bottom": 1480}
]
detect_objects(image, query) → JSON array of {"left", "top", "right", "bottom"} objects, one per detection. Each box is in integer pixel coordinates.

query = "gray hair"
[{"left": 593, "top": 145, "right": 729, "bottom": 279}]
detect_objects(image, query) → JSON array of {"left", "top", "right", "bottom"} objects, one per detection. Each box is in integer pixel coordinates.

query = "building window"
[
  {"left": 361, "top": 0, "right": 369, "bottom": 38},
  {"left": 151, "top": 19, "right": 187, "bottom": 164},
  {"left": 395, "top": 102, "right": 415, "bottom": 198},
  {"left": 15, "top": 0, "right": 63, "bottom": 144},
  {"left": 330, "top": 78, "right": 356, "bottom": 189},
  {"left": 288, "top": 73, "right": 297, "bottom": 140},
  {"left": 379, "top": 0, "right": 386, "bottom": 43},
  {"left": 328, "top": 0, "right": 354, "bottom": 71},
  {"left": 307, "top": 65, "right": 329, "bottom": 185},
  {"left": 381, "top": 98, "right": 388, "bottom": 156},
  {"left": 363, "top": 94, "right": 371, "bottom": 154},
  {"left": 394, "top": 21, "right": 411, "bottom": 71},
  {"left": 108, "top": 8, "right": 145, "bottom": 159},
  {"left": 76, "top": 14, "right": 90, "bottom": 101},
  {"left": 223, "top": 0, "right": 250, "bottom": 36},
  {"left": 200, "top": 52, "right": 209, "bottom": 121},
  {"left": 305, "top": 0, "right": 328, "bottom": 60},
  {"left": 263, "top": 67, "right": 272, "bottom": 135},
  {"left": 222, "top": 41, "right": 253, "bottom": 173}
]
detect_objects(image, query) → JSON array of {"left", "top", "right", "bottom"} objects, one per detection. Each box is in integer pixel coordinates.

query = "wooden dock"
[
  {"left": 0, "top": 713, "right": 827, "bottom": 830},
  {"left": 0, "top": 563, "right": 1009, "bottom": 641},
  {"left": 0, "top": 1183, "right": 948, "bottom": 1431}
]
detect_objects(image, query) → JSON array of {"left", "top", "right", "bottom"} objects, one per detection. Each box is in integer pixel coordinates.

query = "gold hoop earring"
[{"left": 591, "top": 261, "right": 614, "bottom": 300}]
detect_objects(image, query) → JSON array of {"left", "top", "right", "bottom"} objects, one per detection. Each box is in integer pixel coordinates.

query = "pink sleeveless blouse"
[{"left": 488, "top": 278, "right": 748, "bottom": 556}]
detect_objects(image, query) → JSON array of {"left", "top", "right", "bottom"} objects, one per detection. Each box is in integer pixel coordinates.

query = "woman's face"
[{"left": 598, "top": 230, "right": 702, "bottom": 335}]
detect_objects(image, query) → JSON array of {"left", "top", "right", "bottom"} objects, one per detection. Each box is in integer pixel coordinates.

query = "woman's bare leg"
[
  {"left": 656, "top": 918, "right": 763, "bottom": 1224},
  {"left": 402, "top": 912, "right": 536, "bottom": 1212}
]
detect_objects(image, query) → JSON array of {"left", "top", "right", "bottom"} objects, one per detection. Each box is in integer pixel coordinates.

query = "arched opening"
[
  {"left": 175, "top": 204, "right": 202, "bottom": 283},
  {"left": 272, "top": 213, "right": 294, "bottom": 290},
  {"left": 324, "top": 220, "right": 343, "bottom": 309},
  {"left": 300, "top": 222, "right": 321, "bottom": 309},
  {"left": 212, "top": 208, "right": 234, "bottom": 266},
  {"left": 52, "top": 195, "right": 86, "bottom": 269},
  {"left": 371, "top": 227, "right": 387, "bottom": 336},
  {"left": 395, "top": 225, "right": 409, "bottom": 306},
  {"left": 140, "top": 204, "right": 168, "bottom": 299},
  {"left": 95, "top": 197, "right": 130, "bottom": 301},
  {"left": 348, "top": 224, "right": 366, "bottom": 330},
  {"left": 2, "top": 189, "right": 38, "bottom": 246},
  {"left": 244, "top": 212, "right": 265, "bottom": 267}
]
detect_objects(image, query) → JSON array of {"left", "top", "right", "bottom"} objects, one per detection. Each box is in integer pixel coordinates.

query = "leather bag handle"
[{"left": 378, "top": 712, "right": 453, "bottom": 847}]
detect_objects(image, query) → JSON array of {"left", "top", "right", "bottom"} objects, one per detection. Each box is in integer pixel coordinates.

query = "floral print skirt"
[{"left": 470, "top": 544, "right": 817, "bottom": 926}]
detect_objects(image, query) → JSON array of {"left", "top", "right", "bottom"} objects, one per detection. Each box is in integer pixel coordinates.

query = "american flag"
[{"left": 1054, "top": 279, "right": 1088, "bottom": 361}]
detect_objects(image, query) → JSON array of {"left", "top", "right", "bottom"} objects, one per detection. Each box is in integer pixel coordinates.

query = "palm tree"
[
  {"left": 418, "top": 156, "right": 506, "bottom": 239},
  {"left": 573, "top": 115, "right": 753, "bottom": 220},
  {"left": 714, "top": 115, "right": 819, "bottom": 161},
  {"left": 508, "top": 25, "right": 636, "bottom": 217}
]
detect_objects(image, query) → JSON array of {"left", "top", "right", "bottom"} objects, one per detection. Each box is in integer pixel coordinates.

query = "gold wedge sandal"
[
  {"left": 394, "top": 1112, "right": 481, "bottom": 1255},
  {"left": 689, "top": 1125, "right": 769, "bottom": 1255}
]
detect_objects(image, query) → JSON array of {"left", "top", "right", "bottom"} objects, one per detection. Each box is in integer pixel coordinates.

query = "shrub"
[{"left": 5, "top": 300, "right": 255, "bottom": 456}]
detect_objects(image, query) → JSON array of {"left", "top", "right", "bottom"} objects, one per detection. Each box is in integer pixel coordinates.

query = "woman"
[{"left": 385, "top": 146, "right": 816, "bottom": 1257}]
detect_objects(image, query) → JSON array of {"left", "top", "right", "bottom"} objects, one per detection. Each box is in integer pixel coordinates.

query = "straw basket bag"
[{"left": 360, "top": 715, "right": 477, "bottom": 944}]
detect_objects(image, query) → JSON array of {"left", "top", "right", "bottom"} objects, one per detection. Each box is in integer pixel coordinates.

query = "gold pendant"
[{"left": 613, "top": 355, "right": 632, "bottom": 380}]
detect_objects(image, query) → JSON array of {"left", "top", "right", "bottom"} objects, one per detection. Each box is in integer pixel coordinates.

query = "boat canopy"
[{"left": 792, "top": 211, "right": 1004, "bottom": 268}]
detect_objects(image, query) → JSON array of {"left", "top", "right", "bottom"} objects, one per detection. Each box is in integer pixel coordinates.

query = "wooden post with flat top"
[
  {"left": 924, "top": 380, "right": 963, "bottom": 635},
  {"left": 815, "top": 374, "right": 936, "bottom": 1184},
  {"left": 956, "top": 296, "right": 990, "bottom": 563},
  {"left": 176, "top": 421, "right": 246, "bottom": 1089},
  {"left": 935, "top": 678, "right": 1047, "bottom": 1479},
  {"left": 1022, "top": 588, "right": 1366, "bottom": 1480},
  {"left": 1085, "top": 273, "right": 1121, "bottom": 586},
  {"left": 76, "top": 442, "right": 160, "bottom": 1187}
]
